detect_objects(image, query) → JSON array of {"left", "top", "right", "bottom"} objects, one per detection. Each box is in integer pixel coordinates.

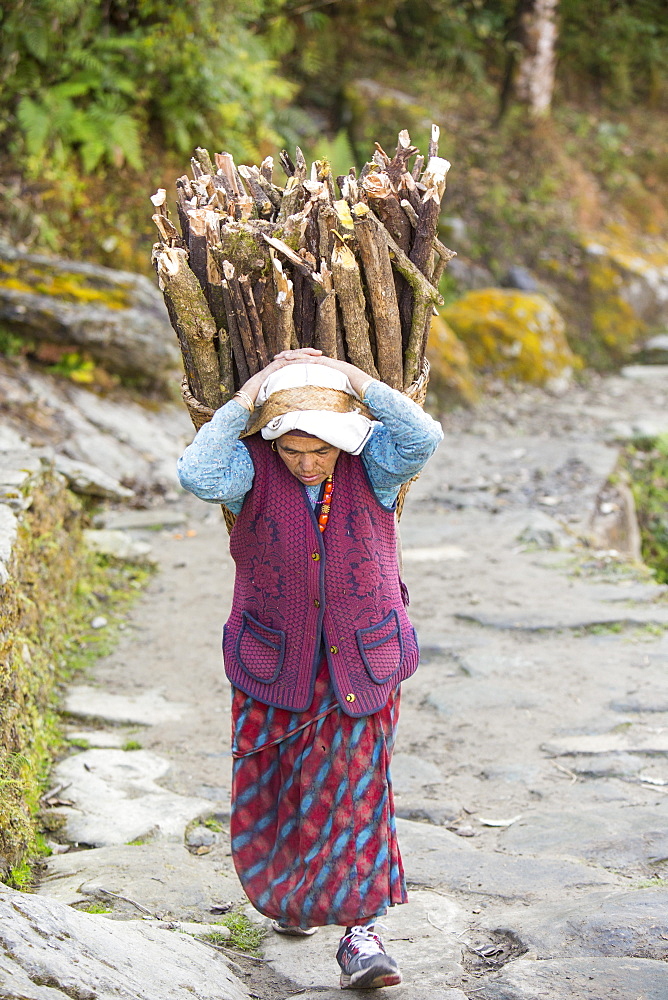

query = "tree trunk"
[{"left": 500, "top": 0, "right": 559, "bottom": 119}]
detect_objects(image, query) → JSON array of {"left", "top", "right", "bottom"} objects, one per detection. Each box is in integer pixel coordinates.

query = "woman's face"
[{"left": 275, "top": 434, "right": 341, "bottom": 486}]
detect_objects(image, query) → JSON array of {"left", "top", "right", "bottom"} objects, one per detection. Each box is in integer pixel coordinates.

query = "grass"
[
  {"left": 122, "top": 739, "right": 143, "bottom": 751},
  {"left": 205, "top": 911, "right": 266, "bottom": 955},
  {"left": 78, "top": 901, "right": 112, "bottom": 914}
]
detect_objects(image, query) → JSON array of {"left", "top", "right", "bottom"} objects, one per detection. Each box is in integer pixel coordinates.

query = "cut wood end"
[
  {"left": 361, "top": 171, "right": 393, "bottom": 199},
  {"left": 351, "top": 202, "right": 370, "bottom": 219},
  {"left": 222, "top": 260, "right": 235, "bottom": 280},
  {"left": 333, "top": 199, "right": 354, "bottom": 230},
  {"left": 156, "top": 246, "right": 186, "bottom": 280},
  {"left": 150, "top": 189, "right": 167, "bottom": 207},
  {"left": 398, "top": 129, "right": 411, "bottom": 148},
  {"left": 431, "top": 124, "right": 440, "bottom": 142},
  {"left": 331, "top": 242, "right": 357, "bottom": 268}
]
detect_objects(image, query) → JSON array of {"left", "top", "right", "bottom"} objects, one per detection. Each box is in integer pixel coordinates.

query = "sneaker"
[
  {"left": 336, "top": 924, "right": 402, "bottom": 989},
  {"left": 271, "top": 920, "right": 318, "bottom": 937}
]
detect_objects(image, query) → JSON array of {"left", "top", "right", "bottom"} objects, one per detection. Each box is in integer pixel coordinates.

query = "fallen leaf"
[{"left": 477, "top": 814, "right": 523, "bottom": 828}]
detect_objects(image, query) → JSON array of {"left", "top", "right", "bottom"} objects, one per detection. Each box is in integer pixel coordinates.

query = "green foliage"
[
  {"left": 1, "top": 0, "right": 294, "bottom": 174},
  {"left": 624, "top": 436, "right": 668, "bottom": 584},
  {"left": 559, "top": 0, "right": 668, "bottom": 106}
]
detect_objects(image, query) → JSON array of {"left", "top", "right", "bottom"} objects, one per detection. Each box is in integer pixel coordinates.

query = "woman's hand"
[
  {"left": 273, "top": 350, "right": 374, "bottom": 396},
  {"left": 238, "top": 349, "right": 323, "bottom": 404},
  {"left": 238, "top": 349, "right": 375, "bottom": 406}
]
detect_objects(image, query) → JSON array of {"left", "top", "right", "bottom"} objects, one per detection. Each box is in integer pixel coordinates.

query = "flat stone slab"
[
  {"left": 544, "top": 731, "right": 668, "bottom": 755},
  {"left": 397, "top": 819, "right": 617, "bottom": 900},
  {"left": 52, "top": 748, "right": 212, "bottom": 846},
  {"left": 499, "top": 804, "right": 668, "bottom": 869},
  {"left": 391, "top": 752, "right": 445, "bottom": 792},
  {"left": 38, "top": 843, "right": 246, "bottom": 920},
  {"left": 0, "top": 883, "right": 248, "bottom": 1000},
  {"left": 474, "top": 956, "right": 668, "bottom": 1000},
  {"left": 64, "top": 686, "right": 187, "bottom": 725},
  {"left": 482, "top": 888, "right": 668, "bottom": 961},
  {"left": 263, "top": 889, "right": 465, "bottom": 992},
  {"left": 94, "top": 507, "right": 188, "bottom": 530}
]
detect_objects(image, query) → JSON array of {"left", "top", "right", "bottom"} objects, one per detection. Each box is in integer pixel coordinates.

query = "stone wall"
[{"left": 0, "top": 450, "right": 87, "bottom": 878}]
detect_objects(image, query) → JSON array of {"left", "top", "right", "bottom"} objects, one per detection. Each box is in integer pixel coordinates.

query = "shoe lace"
[{"left": 346, "top": 923, "right": 387, "bottom": 958}]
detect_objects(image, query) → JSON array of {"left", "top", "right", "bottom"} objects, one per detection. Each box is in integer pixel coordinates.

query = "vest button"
[
  {"left": 346, "top": 693, "right": 356, "bottom": 703},
  {"left": 330, "top": 645, "right": 338, "bottom": 654},
  {"left": 314, "top": 599, "right": 320, "bottom": 608},
  {"left": 311, "top": 552, "right": 320, "bottom": 561}
]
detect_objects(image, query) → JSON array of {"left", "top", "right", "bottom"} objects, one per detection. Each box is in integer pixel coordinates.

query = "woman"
[{"left": 177, "top": 348, "right": 442, "bottom": 989}]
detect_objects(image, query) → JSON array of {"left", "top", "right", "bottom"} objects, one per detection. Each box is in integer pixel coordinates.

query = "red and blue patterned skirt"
[{"left": 230, "top": 659, "right": 407, "bottom": 929}]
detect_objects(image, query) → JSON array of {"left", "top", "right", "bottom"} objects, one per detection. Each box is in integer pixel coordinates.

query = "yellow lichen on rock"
[
  {"left": 583, "top": 226, "right": 668, "bottom": 365},
  {"left": 426, "top": 315, "right": 479, "bottom": 407},
  {"left": 442, "top": 289, "right": 579, "bottom": 387}
]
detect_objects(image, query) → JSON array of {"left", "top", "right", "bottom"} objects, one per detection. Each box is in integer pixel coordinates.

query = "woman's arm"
[
  {"left": 361, "top": 380, "right": 443, "bottom": 502},
  {"left": 177, "top": 349, "right": 324, "bottom": 508},
  {"left": 176, "top": 399, "right": 255, "bottom": 510}
]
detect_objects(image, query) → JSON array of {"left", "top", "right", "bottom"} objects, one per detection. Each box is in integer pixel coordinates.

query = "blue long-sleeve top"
[{"left": 177, "top": 380, "right": 443, "bottom": 513}]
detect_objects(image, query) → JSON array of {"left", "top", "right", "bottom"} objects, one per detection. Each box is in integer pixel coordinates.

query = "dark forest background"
[{"left": 0, "top": 0, "right": 666, "bottom": 279}]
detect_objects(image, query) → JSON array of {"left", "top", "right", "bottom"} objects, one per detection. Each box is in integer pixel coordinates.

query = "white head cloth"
[{"left": 257, "top": 363, "right": 378, "bottom": 456}]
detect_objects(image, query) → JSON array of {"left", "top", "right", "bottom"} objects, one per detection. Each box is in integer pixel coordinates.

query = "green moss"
[
  {"left": 442, "top": 289, "right": 581, "bottom": 386},
  {"left": 622, "top": 435, "right": 668, "bottom": 583},
  {"left": 212, "top": 229, "right": 271, "bottom": 278},
  {"left": 122, "top": 739, "right": 142, "bottom": 751},
  {"left": 0, "top": 468, "right": 151, "bottom": 884},
  {"left": 425, "top": 314, "right": 479, "bottom": 408},
  {"left": 0, "top": 260, "right": 131, "bottom": 309}
]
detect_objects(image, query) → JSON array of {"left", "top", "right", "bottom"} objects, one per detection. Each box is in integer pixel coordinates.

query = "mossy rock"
[
  {"left": 583, "top": 226, "right": 668, "bottom": 366},
  {"left": 442, "top": 288, "right": 580, "bottom": 386},
  {"left": 425, "top": 315, "right": 479, "bottom": 408}
]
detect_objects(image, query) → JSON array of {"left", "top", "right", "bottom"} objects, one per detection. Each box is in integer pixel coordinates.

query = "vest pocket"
[
  {"left": 236, "top": 611, "right": 286, "bottom": 684},
  {"left": 356, "top": 610, "right": 405, "bottom": 684}
]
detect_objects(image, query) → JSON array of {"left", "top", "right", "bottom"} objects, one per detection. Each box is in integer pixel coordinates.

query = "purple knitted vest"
[{"left": 222, "top": 434, "right": 419, "bottom": 717}]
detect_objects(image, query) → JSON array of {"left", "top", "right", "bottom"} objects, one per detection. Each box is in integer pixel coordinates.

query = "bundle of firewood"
[{"left": 151, "top": 126, "right": 454, "bottom": 417}]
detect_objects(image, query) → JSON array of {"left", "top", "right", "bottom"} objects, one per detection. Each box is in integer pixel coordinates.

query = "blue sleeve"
[
  {"left": 176, "top": 399, "right": 254, "bottom": 513},
  {"left": 361, "top": 381, "right": 443, "bottom": 506}
]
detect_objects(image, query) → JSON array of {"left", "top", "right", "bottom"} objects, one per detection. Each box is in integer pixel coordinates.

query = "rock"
[
  {"left": 443, "top": 289, "right": 578, "bottom": 387},
  {"left": 0, "top": 883, "right": 249, "bottom": 1000},
  {"left": 542, "top": 729, "right": 668, "bottom": 756},
  {"left": 391, "top": 753, "right": 445, "bottom": 793},
  {"left": 93, "top": 507, "right": 188, "bottom": 530},
  {"left": 514, "top": 510, "right": 574, "bottom": 550},
  {"left": 187, "top": 825, "right": 218, "bottom": 848},
  {"left": 83, "top": 528, "right": 155, "bottom": 564},
  {"left": 38, "top": 843, "right": 246, "bottom": 921},
  {"left": 263, "top": 889, "right": 465, "bottom": 992},
  {"left": 426, "top": 315, "right": 479, "bottom": 408},
  {"left": 501, "top": 266, "right": 540, "bottom": 292},
  {"left": 499, "top": 803, "right": 668, "bottom": 869},
  {"left": 0, "top": 356, "right": 192, "bottom": 492},
  {"left": 50, "top": 748, "right": 212, "bottom": 846},
  {"left": 64, "top": 686, "right": 187, "bottom": 725},
  {"left": 396, "top": 819, "right": 616, "bottom": 900},
  {"left": 474, "top": 956, "right": 668, "bottom": 1000},
  {"left": 636, "top": 332, "right": 668, "bottom": 364},
  {"left": 447, "top": 256, "right": 494, "bottom": 290},
  {"left": 90, "top": 616, "right": 108, "bottom": 629},
  {"left": 588, "top": 478, "right": 642, "bottom": 559},
  {"left": 53, "top": 453, "right": 135, "bottom": 499},
  {"left": 483, "top": 888, "right": 668, "bottom": 960},
  {"left": 0, "top": 244, "right": 180, "bottom": 384},
  {"left": 611, "top": 690, "right": 668, "bottom": 713},
  {"left": 0, "top": 504, "right": 18, "bottom": 585}
]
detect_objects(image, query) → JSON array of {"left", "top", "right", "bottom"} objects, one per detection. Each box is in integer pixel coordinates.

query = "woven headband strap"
[{"left": 243, "top": 386, "right": 372, "bottom": 437}]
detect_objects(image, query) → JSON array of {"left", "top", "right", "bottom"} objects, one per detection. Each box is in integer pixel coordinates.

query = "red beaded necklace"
[{"left": 317, "top": 475, "right": 334, "bottom": 533}]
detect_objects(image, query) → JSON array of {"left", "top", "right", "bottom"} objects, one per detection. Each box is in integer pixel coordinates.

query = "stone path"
[{"left": 9, "top": 366, "right": 668, "bottom": 998}]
